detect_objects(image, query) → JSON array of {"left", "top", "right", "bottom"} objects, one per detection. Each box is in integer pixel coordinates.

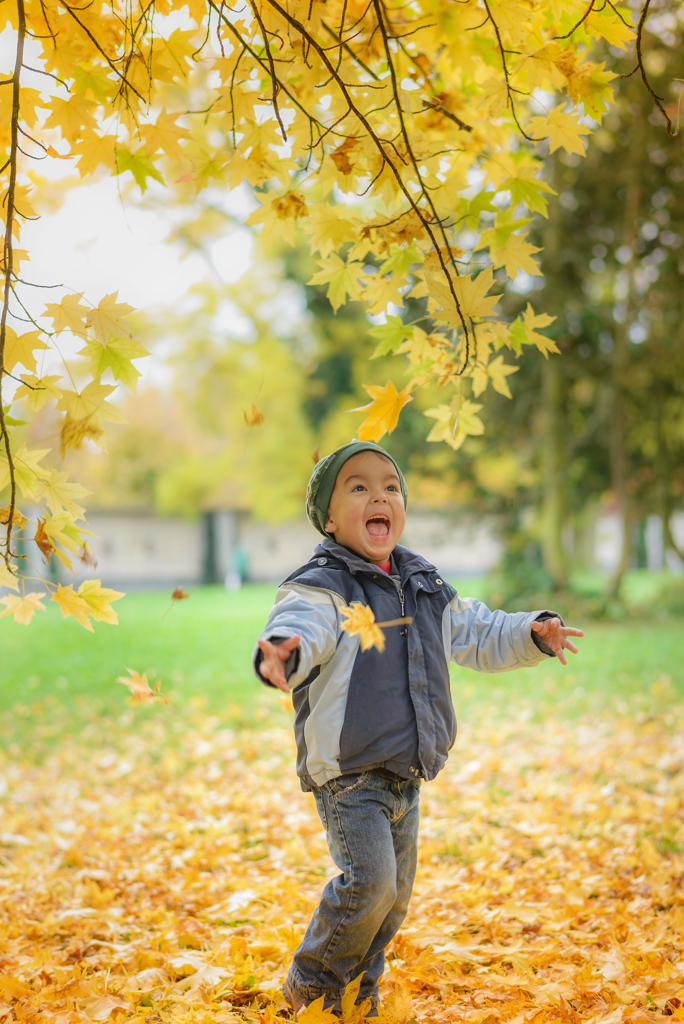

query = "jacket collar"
[{"left": 316, "top": 538, "right": 436, "bottom": 584}]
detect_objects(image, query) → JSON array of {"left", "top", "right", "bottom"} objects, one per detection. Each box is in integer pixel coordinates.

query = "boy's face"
[{"left": 324, "top": 451, "right": 405, "bottom": 563}]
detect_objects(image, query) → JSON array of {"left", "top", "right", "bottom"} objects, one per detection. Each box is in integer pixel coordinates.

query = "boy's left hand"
[{"left": 532, "top": 618, "right": 584, "bottom": 665}]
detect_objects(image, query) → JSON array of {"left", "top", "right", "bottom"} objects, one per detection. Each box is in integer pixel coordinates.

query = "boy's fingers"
[
  {"left": 556, "top": 648, "right": 568, "bottom": 666},
  {"left": 562, "top": 639, "right": 579, "bottom": 655},
  {"left": 563, "top": 627, "right": 584, "bottom": 637},
  {"left": 278, "top": 634, "right": 301, "bottom": 657}
]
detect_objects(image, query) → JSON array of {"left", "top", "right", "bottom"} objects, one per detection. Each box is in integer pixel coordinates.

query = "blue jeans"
[{"left": 288, "top": 771, "right": 421, "bottom": 1007}]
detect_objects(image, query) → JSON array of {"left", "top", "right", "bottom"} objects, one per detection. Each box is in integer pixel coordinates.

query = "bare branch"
[{"left": 623, "top": 0, "right": 677, "bottom": 138}]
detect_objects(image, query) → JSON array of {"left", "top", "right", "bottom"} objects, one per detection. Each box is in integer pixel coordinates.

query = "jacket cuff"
[
  {"left": 254, "top": 636, "right": 300, "bottom": 688},
  {"left": 531, "top": 610, "right": 564, "bottom": 658}
]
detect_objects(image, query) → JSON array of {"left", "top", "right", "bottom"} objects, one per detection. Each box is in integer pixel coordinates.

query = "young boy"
[{"left": 254, "top": 440, "right": 583, "bottom": 1019}]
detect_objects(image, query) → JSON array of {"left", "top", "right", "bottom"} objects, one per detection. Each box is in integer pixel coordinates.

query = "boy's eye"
[{"left": 352, "top": 484, "right": 366, "bottom": 491}]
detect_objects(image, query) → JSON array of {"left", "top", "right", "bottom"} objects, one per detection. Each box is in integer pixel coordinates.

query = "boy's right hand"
[{"left": 257, "top": 635, "right": 301, "bottom": 693}]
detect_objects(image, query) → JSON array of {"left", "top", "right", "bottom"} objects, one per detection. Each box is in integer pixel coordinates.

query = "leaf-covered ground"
[{"left": 1, "top": 692, "right": 683, "bottom": 1024}]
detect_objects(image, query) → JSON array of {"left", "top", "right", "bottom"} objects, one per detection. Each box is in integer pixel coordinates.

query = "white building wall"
[{"left": 57, "top": 511, "right": 204, "bottom": 590}]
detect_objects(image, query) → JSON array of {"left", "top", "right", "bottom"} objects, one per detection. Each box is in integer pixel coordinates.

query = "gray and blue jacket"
[{"left": 254, "top": 539, "right": 557, "bottom": 792}]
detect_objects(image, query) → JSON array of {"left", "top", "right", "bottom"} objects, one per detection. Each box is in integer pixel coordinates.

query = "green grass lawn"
[{"left": 1, "top": 581, "right": 681, "bottom": 733}]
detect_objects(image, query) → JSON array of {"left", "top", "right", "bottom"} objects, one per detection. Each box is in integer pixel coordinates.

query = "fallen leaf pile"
[{"left": 0, "top": 692, "right": 683, "bottom": 1023}]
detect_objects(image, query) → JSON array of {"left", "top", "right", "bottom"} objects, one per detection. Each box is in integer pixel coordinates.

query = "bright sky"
[{"left": 20, "top": 180, "right": 253, "bottom": 313}]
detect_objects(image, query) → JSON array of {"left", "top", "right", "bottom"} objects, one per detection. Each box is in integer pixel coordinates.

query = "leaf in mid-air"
[
  {"left": 350, "top": 381, "right": 413, "bottom": 443},
  {"left": 340, "top": 603, "right": 387, "bottom": 653},
  {"left": 243, "top": 404, "right": 264, "bottom": 426},
  {"left": 116, "top": 669, "right": 168, "bottom": 704}
]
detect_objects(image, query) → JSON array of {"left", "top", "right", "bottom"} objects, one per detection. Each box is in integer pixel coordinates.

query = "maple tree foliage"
[{"left": 0, "top": 0, "right": 678, "bottom": 614}]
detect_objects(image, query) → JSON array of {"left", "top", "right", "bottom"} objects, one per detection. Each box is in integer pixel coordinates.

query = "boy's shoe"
[
  {"left": 283, "top": 977, "right": 342, "bottom": 1019},
  {"left": 283, "top": 977, "right": 310, "bottom": 1019}
]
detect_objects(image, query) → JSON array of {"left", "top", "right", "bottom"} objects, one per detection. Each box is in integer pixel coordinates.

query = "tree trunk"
[
  {"left": 606, "top": 110, "right": 642, "bottom": 599},
  {"left": 540, "top": 354, "right": 567, "bottom": 589},
  {"left": 539, "top": 155, "right": 567, "bottom": 589}
]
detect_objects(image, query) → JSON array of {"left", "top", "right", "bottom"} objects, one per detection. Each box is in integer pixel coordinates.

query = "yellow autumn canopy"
[{"left": 0, "top": 0, "right": 671, "bottom": 616}]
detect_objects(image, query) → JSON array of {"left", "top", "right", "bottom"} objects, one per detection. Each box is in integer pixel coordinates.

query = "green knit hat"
[{"left": 306, "top": 440, "right": 408, "bottom": 538}]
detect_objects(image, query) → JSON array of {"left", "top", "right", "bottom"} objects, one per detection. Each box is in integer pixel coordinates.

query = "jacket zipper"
[{"left": 398, "top": 586, "right": 405, "bottom": 616}]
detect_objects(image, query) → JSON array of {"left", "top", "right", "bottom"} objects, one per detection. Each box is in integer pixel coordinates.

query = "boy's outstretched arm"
[
  {"left": 254, "top": 583, "right": 341, "bottom": 691},
  {"left": 531, "top": 617, "right": 583, "bottom": 666},
  {"left": 257, "top": 636, "right": 301, "bottom": 693}
]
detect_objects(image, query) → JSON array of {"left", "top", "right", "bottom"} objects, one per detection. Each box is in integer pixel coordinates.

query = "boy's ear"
[{"left": 324, "top": 513, "right": 337, "bottom": 533}]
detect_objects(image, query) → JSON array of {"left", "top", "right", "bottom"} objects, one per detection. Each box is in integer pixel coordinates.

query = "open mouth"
[{"left": 366, "top": 514, "right": 391, "bottom": 540}]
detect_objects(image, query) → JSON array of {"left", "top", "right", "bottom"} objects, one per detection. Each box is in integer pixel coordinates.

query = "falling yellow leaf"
[
  {"left": 116, "top": 668, "right": 168, "bottom": 704},
  {"left": 340, "top": 604, "right": 413, "bottom": 653},
  {"left": 350, "top": 381, "right": 413, "bottom": 443},
  {"left": 341, "top": 602, "right": 387, "bottom": 652},
  {"left": 243, "top": 404, "right": 264, "bottom": 426}
]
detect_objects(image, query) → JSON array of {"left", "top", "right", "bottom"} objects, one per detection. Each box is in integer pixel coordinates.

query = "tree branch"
[{"left": 0, "top": 0, "right": 25, "bottom": 568}]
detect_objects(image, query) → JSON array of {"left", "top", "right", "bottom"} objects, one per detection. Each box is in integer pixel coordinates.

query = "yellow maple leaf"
[
  {"left": 71, "top": 132, "right": 118, "bottom": 177},
  {"left": 341, "top": 602, "right": 387, "bottom": 652},
  {"left": 303, "top": 204, "right": 359, "bottom": 258},
  {"left": 246, "top": 190, "right": 307, "bottom": 248},
  {"left": 490, "top": 234, "right": 542, "bottom": 279},
  {"left": 33, "top": 468, "right": 91, "bottom": 518},
  {"left": 14, "top": 374, "right": 62, "bottom": 412},
  {"left": 55, "top": 381, "right": 125, "bottom": 424},
  {"left": 86, "top": 292, "right": 135, "bottom": 344},
  {"left": 585, "top": 9, "right": 635, "bottom": 49},
  {"left": 140, "top": 109, "right": 191, "bottom": 163},
  {"left": 43, "top": 95, "right": 98, "bottom": 141},
  {"left": 428, "top": 267, "right": 500, "bottom": 323},
  {"left": 51, "top": 583, "right": 96, "bottom": 631},
  {"left": 528, "top": 104, "right": 592, "bottom": 156},
  {"left": 3, "top": 328, "right": 49, "bottom": 374},
  {"left": 0, "top": 443, "right": 49, "bottom": 498},
  {"left": 308, "top": 255, "right": 364, "bottom": 313},
  {"left": 0, "top": 565, "right": 19, "bottom": 592},
  {"left": 297, "top": 995, "right": 339, "bottom": 1024},
  {"left": 522, "top": 303, "right": 559, "bottom": 357},
  {"left": 78, "top": 580, "right": 124, "bottom": 624},
  {"left": 359, "top": 273, "right": 406, "bottom": 316},
  {"left": 0, "top": 505, "right": 28, "bottom": 528},
  {"left": 116, "top": 668, "right": 168, "bottom": 704},
  {"left": 77, "top": 336, "right": 149, "bottom": 392},
  {"left": 425, "top": 396, "right": 484, "bottom": 450},
  {"left": 44, "top": 292, "right": 90, "bottom": 337},
  {"left": 0, "top": 591, "right": 47, "bottom": 625},
  {"left": 243, "top": 404, "right": 264, "bottom": 426},
  {"left": 59, "top": 416, "right": 108, "bottom": 456},
  {"left": 350, "top": 381, "right": 413, "bottom": 443},
  {"left": 471, "top": 355, "right": 519, "bottom": 398}
]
